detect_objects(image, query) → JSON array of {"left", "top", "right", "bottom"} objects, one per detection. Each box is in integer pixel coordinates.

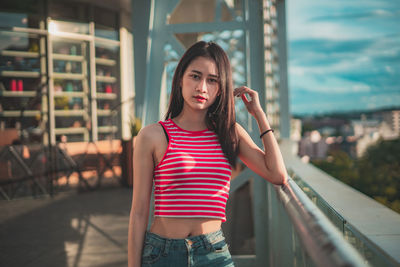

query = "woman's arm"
[
  {"left": 128, "top": 125, "right": 157, "bottom": 267},
  {"left": 234, "top": 86, "right": 287, "bottom": 185}
]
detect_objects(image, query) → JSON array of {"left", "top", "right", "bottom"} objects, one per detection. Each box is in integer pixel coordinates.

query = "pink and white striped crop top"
[{"left": 153, "top": 119, "right": 232, "bottom": 222}]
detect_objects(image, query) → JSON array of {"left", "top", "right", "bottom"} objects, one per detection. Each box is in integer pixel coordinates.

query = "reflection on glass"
[
  {"left": 53, "top": 60, "right": 82, "bottom": 74},
  {"left": 94, "top": 6, "right": 118, "bottom": 40},
  {"left": 0, "top": 28, "right": 44, "bottom": 134},
  {"left": 0, "top": 77, "right": 42, "bottom": 93},
  {"left": 0, "top": 11, "right": 40, "bottom": 28},
  {"left": 95, "top": 42, "right": 120, "bottom": 140},
  {"left": 52, "top": 39, "right": 83, "bottom": 56},
  {"left": 95, "top": 27, "right": 118, "bottom": 40},
  {"left": 49, "top": 20, "right": 89, "bottom": 35},
  {"left": 0, "top": 31, "right": 40, "bottom": 54},
  {"left": 95, "top": 44, "right": 118, "bottom": 61},
  {"left": 55, "top": 116, "right": 86, "bottom": 128}
]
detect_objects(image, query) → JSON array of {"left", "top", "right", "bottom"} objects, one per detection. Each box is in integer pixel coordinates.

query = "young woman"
[{"left": 128, "top": 41, "right": 287, "bottom": 267}]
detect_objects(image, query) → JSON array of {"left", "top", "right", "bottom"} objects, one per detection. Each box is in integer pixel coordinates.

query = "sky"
[{"left": 286, "top": 0, "right": 400, "bottom": 116}]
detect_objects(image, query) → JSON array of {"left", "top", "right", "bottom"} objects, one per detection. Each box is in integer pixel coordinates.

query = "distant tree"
[
  {"left": 311, "top": 138, "right": 400, "bottom": 214},
  {"left": 357, "top": 138, "right": 400, "bottom": 213},
  {"left": 311, "top": 149, "right": 358, "bottom": 186},
  {"left": 301, "top": 122, "right": 315, "bottom": 136}
]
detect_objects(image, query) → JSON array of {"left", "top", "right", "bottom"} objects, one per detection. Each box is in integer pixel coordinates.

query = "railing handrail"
[
  {"left": 280, "top": 138, "right": 400, "bottom": 266},
  {"left": 276, "top": 178, "right": 368, "bottom": 267}
]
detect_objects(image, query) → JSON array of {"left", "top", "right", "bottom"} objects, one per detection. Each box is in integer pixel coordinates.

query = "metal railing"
[
  {"left": 268, "top": 177, "right": 368, "bottom": 267},
  {"left": 291, "top": 173, "right": 400, "bottom": 267},
  {"left": 279, "top": 139, "right": 400, "bottom": 267},
  {"left": 0, "top": 140, "right": 123, "bottom": 200}
]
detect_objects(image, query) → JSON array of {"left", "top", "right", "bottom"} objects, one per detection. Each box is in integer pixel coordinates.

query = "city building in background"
[
  {"left": 296, "top": 108, "right": 400, "bottom": 160},
  {"left": 0, "top": 0, "right": 134, "bottom": 146}
]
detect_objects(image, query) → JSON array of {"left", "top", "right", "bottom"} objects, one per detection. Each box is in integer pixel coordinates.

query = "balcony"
[{"left": 0, "top": 139, "right": 399, "bottom": 266}]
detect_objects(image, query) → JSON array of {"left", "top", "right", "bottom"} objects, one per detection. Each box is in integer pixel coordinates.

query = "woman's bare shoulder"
[
  {"left": 136, "top": 123, "right": 164, "bottom": 142},
  {"left": 235, "top": 122, "right": 247, "bottom": 136}
]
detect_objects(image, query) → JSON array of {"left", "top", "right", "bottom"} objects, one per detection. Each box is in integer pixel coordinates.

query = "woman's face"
[{"left": 180, "top": 56, "right": 220, "bottom": 112}]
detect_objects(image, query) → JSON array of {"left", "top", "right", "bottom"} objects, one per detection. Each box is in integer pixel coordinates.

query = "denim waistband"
[{"left": 144, "top": 229, "right": 225, "bottom": 250}]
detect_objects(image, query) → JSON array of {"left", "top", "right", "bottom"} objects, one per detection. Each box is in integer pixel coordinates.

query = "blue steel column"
[
  {"left": 276, "top": 0, "right": 290, "bottom": 139},
  {"left": 246, "top": 0, "right": 270, "bottom": 266},
  {"left": 142, "top": 0, "right": 179, "bottom": 126},
  {"left": 131, "top": 0, "right": 151, "bottom": 120}
]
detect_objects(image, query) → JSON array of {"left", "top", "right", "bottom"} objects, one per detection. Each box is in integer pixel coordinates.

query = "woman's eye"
[
  {"left": 209, "top": 78, "right": 218, "bottom": 83},
  {"left": 191, "top": 74, "right": 200, "bottom": 79}
]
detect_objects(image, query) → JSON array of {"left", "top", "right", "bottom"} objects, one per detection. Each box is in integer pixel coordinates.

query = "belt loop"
[
  {"left": 163, "top": 239, "right": 171, "bottom": 256},
  {"left": 201, "top": 235, "right": 213, "bottom": 252}
]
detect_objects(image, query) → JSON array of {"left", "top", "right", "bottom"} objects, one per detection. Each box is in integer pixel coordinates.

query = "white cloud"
[
  {"left": 286, "top": 0, "right": 400, "bottom": 41},
  {"left": 289, "top": 70, "right": 371, "bottom": 94},
  {"left": 361, "top": 94, "right": 400, "bottom": 109}
]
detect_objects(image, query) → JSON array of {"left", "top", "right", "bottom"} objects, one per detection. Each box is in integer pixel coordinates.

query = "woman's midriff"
[{"left": 149, "top": 217, "right": 222, "bottom": 239}]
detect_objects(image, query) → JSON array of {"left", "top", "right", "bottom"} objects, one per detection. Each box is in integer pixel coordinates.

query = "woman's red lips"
[{"left": 194, "top": 95, "right": 206, "bottom": 101}]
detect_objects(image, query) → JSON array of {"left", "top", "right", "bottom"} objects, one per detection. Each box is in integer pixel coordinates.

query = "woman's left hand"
[{"left": 234, "top": 86, "right": 263, "bottom": 117}]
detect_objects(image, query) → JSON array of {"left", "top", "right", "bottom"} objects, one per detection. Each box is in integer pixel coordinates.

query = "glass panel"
[
  {"left": 95, "top": 43, "right": 120, "bottom": 140},
  {"left": 0, "top": 31, "right": 40, "bottom": 53},
  {"left": 53, "top": 80, "right": 84, "bottom": 110},
  {"left": 0, "top": 0, "right": 43, "bottom": 28},
  {"left": 0, "top": 77, "right": 42, "bottom": 95},
  {"left": 55, "top": 116, "right": 87, "bottom": 128},
  {"left": 0, "top": 30, "right": 45, "bottom": 142},
  {"left": 52, "top": 38, "right": 83, "bottom": 55},
  {"left": 53, "top": 60, "right": 82, "bottom": 74},
  {"left": 95, "top": 25, "right": 118, "bottom": 40},
  {"left": 49, "top": 20, "right": 89, "bottom": 35},
  {"left": 94, "top": 7, "right": 118, "bottom": 40},
  {"left": 51, "top": 38, "right": 90, "bottom": 142},
  {"left": 0, "top": 11, "right": 39, "bottom": 28}
]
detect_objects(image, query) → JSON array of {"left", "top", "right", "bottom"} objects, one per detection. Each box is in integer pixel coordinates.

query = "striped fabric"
[{"left": 154, "top": 119, "right": 232, "bottom": 222}]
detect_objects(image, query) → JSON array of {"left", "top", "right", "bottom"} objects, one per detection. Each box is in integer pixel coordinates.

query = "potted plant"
[{"left": 121, "top": 116, "right": 141, "bottom": 187}]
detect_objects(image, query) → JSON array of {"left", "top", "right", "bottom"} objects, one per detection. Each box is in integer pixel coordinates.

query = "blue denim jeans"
[{"left": 141, "top": 229, "right": 234, "bottom": 267}]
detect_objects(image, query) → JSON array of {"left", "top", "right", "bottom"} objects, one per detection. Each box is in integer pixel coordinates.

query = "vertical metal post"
[
  {"left": 46, "top": 18, "right": 56, "bottom": 146},
  {"left": 46, "top": 17, "right": 56, "bottom": 195},
  {"left": 120, "top": 27, "right": 135, "bottom": 140},
  {"left": 247, "top": 0, "right": 270, "bottom": 266},
  {"left": 89, "top": 22, "right": 98, "bottom": 141},
  {"left": 276, "top": 0, "right": 290, "bottom": 139},
  {"left": 40, "top": 19, "right": 48, "bottom": 145},
  {"left": 131, "top": 0, "right": 151, "bottom": 120},
  {"left": 142, "top": 0, "right": 179, "bottom": 126}
]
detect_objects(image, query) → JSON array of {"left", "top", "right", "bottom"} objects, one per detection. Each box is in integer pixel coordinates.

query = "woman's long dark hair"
[{"left": 165, "top": 41, "right": 238, "bottom": 167}]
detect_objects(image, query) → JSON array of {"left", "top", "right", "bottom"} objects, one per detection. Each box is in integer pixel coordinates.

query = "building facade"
[{"left": 0, "top": 0, "right": 134, "bottom": 145}]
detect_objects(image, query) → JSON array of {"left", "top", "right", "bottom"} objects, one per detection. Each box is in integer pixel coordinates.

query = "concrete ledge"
[
  {"left": 280, "top": 139, "right": 400, "bottom": 264},
  {"left": 232, "top": 255, "right": 256, "bottom": 267}
]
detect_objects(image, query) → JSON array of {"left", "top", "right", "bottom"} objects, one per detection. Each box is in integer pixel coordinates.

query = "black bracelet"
[{"left": 260, "top": 129, "right": 274, "bottom": 138}]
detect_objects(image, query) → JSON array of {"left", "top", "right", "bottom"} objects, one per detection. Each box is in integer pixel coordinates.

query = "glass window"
[
  {"left": 0, "top": 0, "right": 43, "bottom": 28},
  {"left": 49, "top": 20, "right": 90, "bottom": 35},
  {"left": 94, "top": 7, "right": 118, "bottom": 40},
  {"left": 51, "top": 38, "right": 90, "bottom": 142},
  {"left": 95, "top": 42, "right": 120, "bottom": 140},
  {"left": 0, "top": 30, "right": 45, "bottom": 142},
  {"left": 1, "top": 1, "right": 124, "bottom": 143}
]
